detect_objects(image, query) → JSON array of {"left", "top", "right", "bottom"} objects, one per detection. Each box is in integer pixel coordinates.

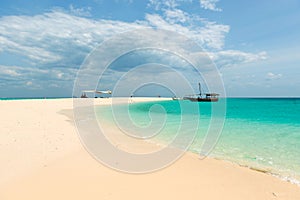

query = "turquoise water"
[{"left": 97, "top": 98, "right": 300, "bottom": 183}]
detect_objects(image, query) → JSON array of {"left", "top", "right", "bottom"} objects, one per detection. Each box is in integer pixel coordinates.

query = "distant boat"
[
  {"left": 172, "top": 96, "right": 181, "bottom": 101},
  {"left": 80, "top": 90, "right": 112, "bottom": 98},
  {"left": 81, "top": 92, "right": 88, "bottom": 98},
  {"left": 183, "top": 83, "right": 219, "bottom": 102},
  {"left": 183, "top": 94, "right": 219, "bottom": 102}
]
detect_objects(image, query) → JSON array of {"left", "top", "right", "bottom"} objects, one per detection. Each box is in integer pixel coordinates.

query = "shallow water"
[{"left": 97, "top": 98, "right": 300, "bottom": 184}]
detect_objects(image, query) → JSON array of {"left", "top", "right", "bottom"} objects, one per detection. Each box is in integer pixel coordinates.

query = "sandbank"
[{"left": 0, "top": 98, "right": 299, "bottom": 200}]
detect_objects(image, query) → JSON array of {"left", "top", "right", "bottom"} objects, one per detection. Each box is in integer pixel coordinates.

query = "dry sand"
[{"left": 0, "top": 98, "right": 300, "bottom": 200}]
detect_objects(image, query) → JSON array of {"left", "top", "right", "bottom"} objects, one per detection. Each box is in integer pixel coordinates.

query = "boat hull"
[{"left": 184, "top": 97, "right": 219, "bottom": 102}]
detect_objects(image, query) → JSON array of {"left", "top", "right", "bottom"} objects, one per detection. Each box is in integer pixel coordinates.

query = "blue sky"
[{"left": 0, "top": 0, "right": 299, "bottom": 97}]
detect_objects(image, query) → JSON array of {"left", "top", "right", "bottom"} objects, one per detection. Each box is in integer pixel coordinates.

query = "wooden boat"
[
  {"left": 183, "top": 94, "right": 219, "bottom": 102},
  {"left": 183, "top": 83, "right": 219, "bottom": 102},
  {"left": 80, "top": 93, "right": 88, "bottom": 98}
]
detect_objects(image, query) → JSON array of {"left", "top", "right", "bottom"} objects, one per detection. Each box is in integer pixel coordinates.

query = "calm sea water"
[{"left": 97, "top": 98, "right": 300, "bottom": 184}]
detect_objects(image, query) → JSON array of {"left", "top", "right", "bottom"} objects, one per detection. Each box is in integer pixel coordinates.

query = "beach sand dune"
[{"left": 0, "top": 98, "right": 299, "bottom": 200}]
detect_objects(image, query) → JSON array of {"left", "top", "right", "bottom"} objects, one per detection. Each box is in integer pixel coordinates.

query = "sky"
[{"left": 0, "top": 0, "right": 300, "bottom": 97}]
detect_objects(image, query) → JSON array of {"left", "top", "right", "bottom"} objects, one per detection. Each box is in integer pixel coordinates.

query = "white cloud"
[
  {"left": 211, "top": 50, "right": 267, "bottom": 68},
  {"left": 0, "top": 8, "right": 231, "bottom": 69},
  {"left": 0, "top": 3, "right": 267, "bottom": 96},
  {"left": 266, "top": 72, "right": 282, "bottom": 80},
  {"left": 0, "top": 11, "right": 145, "bottom": 65},
  {"left": 69, "top": 4, "right": 92, "bottom": 17},
  {"left": 0, "top": 66, "right": 21, "bottom": 77},
  {"left": 199, "top": 0, "right": 222, "bottom": 12},
  {"left": 49, "top": 83, "right": 60, "bottom": 88},
  {"left": 0, "top": 35, "right": 61, "bottom": 63},
  {"left": 0, "top": 65, "right": 47, "bottom": 77},
  {"left": 26, "top": 81, "right": 33, "bottom": 86},
  {"left": 57, "top": 72, "right": 64, "bottom": 79},
  {"left": 164, "top": 9, "right": 189, "bottom": 23},
  {"left": 0, "top": 65, "right": 76, "bottom": 83},
  {"left": 148, "top": 0, "right": 180, "bottom": 10},
  {"left": 145, "top": 13, "right": 229, "bottom": 50},
  {"left": 198, "top": 21, "right": 230, "bottom": 50},
  {"left": 146, "top": 0, "right": 227, "bottom": 49}
]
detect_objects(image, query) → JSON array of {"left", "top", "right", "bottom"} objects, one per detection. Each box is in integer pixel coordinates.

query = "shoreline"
[
  {"left": 94, "top": 99, "right": 300, "bottom": 186},
  {"left": 1, "top": 98, "right": 300, "bottom": 199},
  {"left": 96, "top": 106, "right": 299, "bottom": 186}
]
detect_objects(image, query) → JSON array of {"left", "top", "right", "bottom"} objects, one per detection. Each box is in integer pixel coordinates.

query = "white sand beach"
[{"left": 0, "top": 98, "right": 300, "bottom": 200}]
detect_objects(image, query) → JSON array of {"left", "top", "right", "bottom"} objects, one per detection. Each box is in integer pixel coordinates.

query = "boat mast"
[{"left": 198, "top": 82, "right": 202, "bottom": 97}]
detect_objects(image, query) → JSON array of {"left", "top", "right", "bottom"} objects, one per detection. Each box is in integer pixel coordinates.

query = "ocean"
[{"left": 98, "top": 98, "right": 300, "bottom": 183}]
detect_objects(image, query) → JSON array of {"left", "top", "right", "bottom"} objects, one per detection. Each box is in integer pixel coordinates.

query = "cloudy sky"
[{"left": 0, "top": 0, "right": 299, "bottom": 97}]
